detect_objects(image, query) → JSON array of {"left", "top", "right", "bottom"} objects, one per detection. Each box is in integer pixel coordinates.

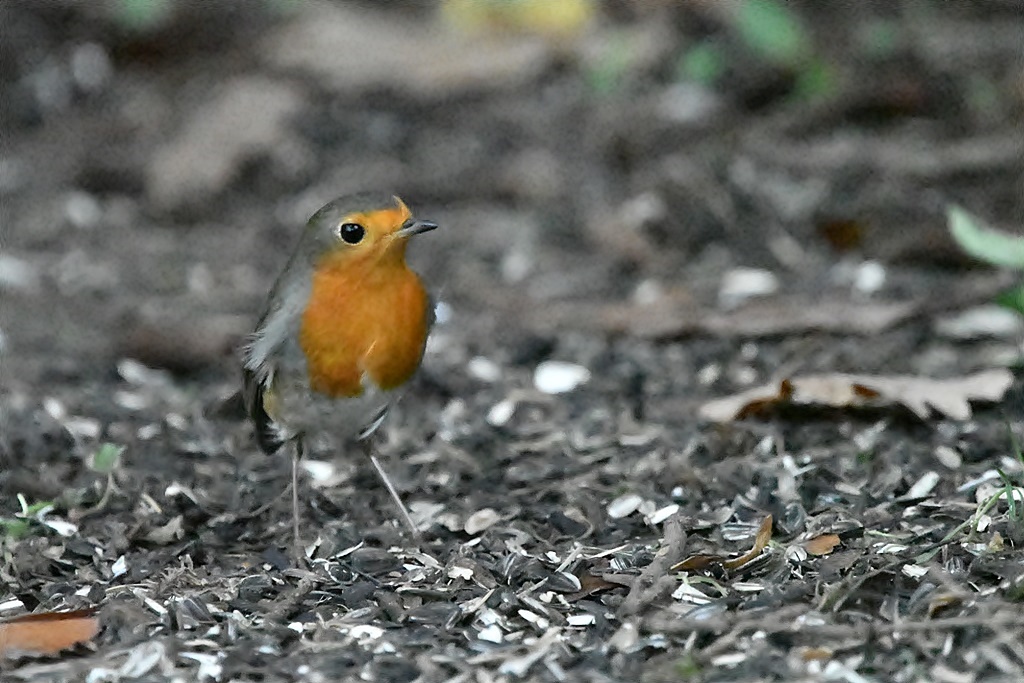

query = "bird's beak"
[{"left": 396, "top": 218, "right": 438, "bottom": 238}]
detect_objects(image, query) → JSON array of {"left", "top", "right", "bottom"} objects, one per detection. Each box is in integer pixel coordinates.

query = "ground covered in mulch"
[{"left": 2, "top": 2, "right": 1024, "bottom": 681}]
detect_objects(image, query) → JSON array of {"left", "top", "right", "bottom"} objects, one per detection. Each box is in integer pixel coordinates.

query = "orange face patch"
[
  {"left": 345, "top": 202, "right": 411, "bottom": 238},
  {"left": 313, "top": 202, "right": 415, "bottom": 274}
]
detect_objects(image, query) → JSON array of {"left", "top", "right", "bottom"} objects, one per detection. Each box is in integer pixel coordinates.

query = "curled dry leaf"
[
  {"left": 565, "top": 573, "right": 622, "bottom": 603},
  {"left": 803, "top": 534, "right": 841, "bottom": 556},
  {"left": 0, "top": 608, "right": 100, "bottom": 659},
  {"left": 671, "top": 554, "right": 719, "bottom": 572},
  {"left": 723, "top": 515, "right": 773, "bottom": 570},
  {"left": 800, "top": 647, "right": 834, "bottom": 662},
  {"left": 928, "top": 593, "right": 962, "bottom": 617},
  {"left": 672, "top": 515, "right": 773, "bottom": 572},
  {"left": 700, "top": 369, "right": 1013, "bottom": 422}
]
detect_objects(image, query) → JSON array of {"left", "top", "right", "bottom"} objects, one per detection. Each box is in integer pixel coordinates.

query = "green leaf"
[
  {"left": 0, "top": 518, "right": 33, "bottom": 540},
  {"left": 735, "top": 0, "right": 811, "bottom": 66},
  {"left": 90, "top": 443, "right": 125, "bottom": 474},
  {"left": 1007, "top": 578, "right": 1024, "bottom": 601},
  {"left": 948, "top": 205, "right": 1024, "bottom": 269},
  {"left": 856, "top": 19, "right": 900, "bottom": 59},
  {"left": 113, "top": 0, "right": 174, "bottom": 31},
  {"left": 585, "top": 33, "right": 633, "bottom": 96},
  {"left": 793, "top": 58, "right": 837, "bottom": 101},
  {"left": 17, "top": 494, "right": 53, "bottom": 518},
  {"left": 2, "top": 495, "right": 53, "bottom": 540},
  {"left": 674, "top": 655, "right": 702, "bottom": 679},
  {"left": 679, "top": 42, "right": 726, "bottom": 86},
  {"left": 997, "top": 468, "right": 1019, "bottom": 520},
  {"left": 996, "top": 284, "right": 1024, "bottom": 316}
]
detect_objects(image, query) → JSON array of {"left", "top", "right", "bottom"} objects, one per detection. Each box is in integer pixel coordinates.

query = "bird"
[{"left": 241, "top": 193, "right": 438, "bottom": 557}]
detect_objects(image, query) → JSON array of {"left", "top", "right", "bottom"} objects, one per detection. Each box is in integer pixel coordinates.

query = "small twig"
[
  {"left": 77, "top": 473, "right": 122, "bottom": 519},
  {"left": 231, "top": 482, "right": 291, "bottom": 521},
  {"left": 617, "top": 518, "right": 687, "bottom": 618},
  {"left": 262, "top": 577, "right": 317, "bottom": 625}
]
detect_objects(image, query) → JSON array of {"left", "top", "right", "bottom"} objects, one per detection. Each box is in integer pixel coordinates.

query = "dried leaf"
[
  {"left": 672, "top": 554, "right": 721, "bottom": 571},
  {"left": 928, "top": 593, "right": 962, "bottom": 617},
  {"left": 0, "top": 608, "right": 100, "bottom": 658},
  {"left": 442, "top": 0, "right": 595, "bottom": 38},
  {"left": 803, "top": 534, "right": 841, "bottom": 556},
  {"left": 800, "top": 646, "right": 834, "bottom": 662},
  {"left": 570, "top": 573, "right": 620, "bottom": 600},
  {"left": 672, "top": 516, "right": 773, "bottom": 572},
  {"left": 143, "top": 515, "right": 185, "bottom": 545},
  {"left": 817, "top": 219, "right": 865, "bottom": 252},
  {"left": 700, "top": 369, "right": 1013, "bottom": 422},
  {"left": 723, "top": 516, "right": 773, "bottom": 570}
]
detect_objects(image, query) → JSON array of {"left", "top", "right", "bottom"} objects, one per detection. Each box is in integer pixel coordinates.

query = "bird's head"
[{"left": 301, "top": 193, "right": 437, "bottom": 272}]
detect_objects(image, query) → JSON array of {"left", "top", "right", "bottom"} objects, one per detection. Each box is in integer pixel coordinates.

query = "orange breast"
[{"left": 299, "top": 259, "right": 431, "bottom": 398}]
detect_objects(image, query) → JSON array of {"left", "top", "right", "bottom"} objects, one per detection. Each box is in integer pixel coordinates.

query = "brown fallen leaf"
[
  {"left": 800, "top": 646, "right": 834, "bottom": 662},
  {"left": 671, "top": 554, "right": 720, "bottom": 572},
  {"left": 723, "top": 515, "right": 773, "bottom": 570},
  {"left": 700, "top": 369, "right": 1014, "bottom": 422},
  {"left": 672, "top": 515, "right": 773, "bottom": 572},
  {"left": 803, "top": 534, "right": 841, "bottom": 556},
  {"left": 928, "top": 593, "right": 962, "bottom": 617},
  {"left": 0, "top": 608, "right": 100, "bottom": 659},
  {"left": 567, "top": 572, "right": 623, "bottom": 602}
]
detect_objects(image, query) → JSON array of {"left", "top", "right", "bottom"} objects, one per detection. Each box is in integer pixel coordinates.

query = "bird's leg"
[
  {"left": 359, "top": 437, "right": 419, "bottom": 537},
  {"left": 292, "top": 438, "right": 304, "bottom": 563}
]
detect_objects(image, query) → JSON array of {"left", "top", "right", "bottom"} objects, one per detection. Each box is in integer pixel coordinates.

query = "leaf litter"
[{"left": 4, "top": 316, "right": 1023, "bottom": 682}]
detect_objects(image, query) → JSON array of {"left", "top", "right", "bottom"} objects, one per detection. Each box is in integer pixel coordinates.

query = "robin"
[{"left": 242, "top": 193, "right": 438, "bottom": 554}]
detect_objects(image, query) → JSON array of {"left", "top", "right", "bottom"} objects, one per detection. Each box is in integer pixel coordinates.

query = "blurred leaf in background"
[
  {"left": 0, "top": 496, "right": 54, "bottom": 541},
  {"left": 677, "top": 0, "right": 837, "bottom": 102},
  {"left": 948, "top": 205, "right": 1024, "bottom": 316},
  {"left": 111, "top": 0, "right": 174, "bottom": 32},
  {"left": 441, "top": 0, "right": 595, "bottom": 38},
  {"left": 89, "top": 442, "right": 125, "bottom": 475},
  {"left": 948, "top": 206, "right": 1024, "bottom": 270},
  {"left": 734, "top": 0, "right": 811, "bottom": 66},
  {"left": 678, "top": 41, "right": 727, "bottom": 87}
]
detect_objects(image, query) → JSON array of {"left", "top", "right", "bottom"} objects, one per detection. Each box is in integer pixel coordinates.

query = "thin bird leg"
[
  {"left": 359, "top": 438, "right": 419, "bottom": 537},
  {"left": 292, "top": 438, "right": 304, "bottom": 563}
]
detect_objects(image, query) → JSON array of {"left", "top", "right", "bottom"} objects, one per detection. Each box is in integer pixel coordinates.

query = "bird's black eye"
[{"left": 338, "top": 222, "right": 365, "bottom": 244}]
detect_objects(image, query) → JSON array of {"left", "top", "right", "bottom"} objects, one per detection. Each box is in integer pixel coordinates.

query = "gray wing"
[{"left": 241, "top": 261, "right": 311, "bottom": 455}]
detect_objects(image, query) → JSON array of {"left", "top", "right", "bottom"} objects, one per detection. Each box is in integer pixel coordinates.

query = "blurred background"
[{"left": 2, "top": 0, "right": 1023, "bottom": 389}]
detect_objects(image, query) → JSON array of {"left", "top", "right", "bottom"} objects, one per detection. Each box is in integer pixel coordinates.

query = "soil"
[{"left": 2, "top": 2, "right": 1024, "bottom": 681}]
